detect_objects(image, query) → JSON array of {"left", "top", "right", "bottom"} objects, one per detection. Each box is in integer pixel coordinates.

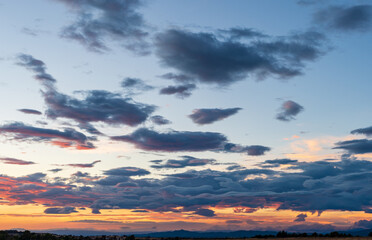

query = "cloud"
[
  {"left": 70, "top": 219, "right": 123, "bottom": 224},
  {"left": 155, "top": 29, "right": 327, "bottom": 86},
  {"left": 334, "top": 139, "right": 372, "bottom": 154},
  {"left": 287, "top": 223, "right": 335, "bottom": 233},
  {"left": 44, "top": 207, "right": 78, "bottom": 214},
  {"left": 0, "top": 157, "right": 35, "bottom": 165},
  {"left": 151, "top": 156, "right": 215, "bottom": 169},
  {"left": 194, "top": 208, "right": 216, "bottom": 217},
  {"left": 17, "top": 54, "right": 156, "bottom": 127},
  {"left": 314, "top": 5, "right": 372, "bottom": 32},
  {"left": 351, "top": 126, "right": 372, "bottom": 137},
  {"left": 260, "top": 158, "right": 298, "bottom": 168},
  {"left": 0, "top": 122, "right": 95, "bottom": 150},
  {"left": 111, "top": 128, "right": 228, "bottom": 152},
  {"left": 49, "top": 168, "right": 63, "bottom": 173},
  {"left": 276, "top": 100, "right": 304, "bottom": 121},
  {"left": 53, "top": 0, "right": 149, "bottom": 54},
  {"left": 189, "top": 108, "right": 242, "bottom": 125},
  {"left": 103, "top": 167, "right": 150, "bottom": 176},
  {"left": 219, "top": 27, "right": 267, "bottom": 39},
  {"left": 294, "top": 213, "right": 307, "bottom": 222},
  {"left": 353, "top": 219, "right": 372, "bottom": 229},
  {"left": 159, "top": 84, "right": 196, "bottom": 98},
  {"left": 223, "top": 143, "right": 271, "bottom": 156},
  {"left": 45, "top": 90, "right": 155, "bottom": 127},
  {"left": 121, "top": 77, "right": 154, "bottom": 94},
  {"left": 0, "top": 155, "right": 372, "bottom": 217},
  {"left": 16, "top": 54, "right": 56, "bottom": 87},
  {"left": 18, "top": 109, "right": 42, "bottom": 115},
  {"left": 150, "top": 115, "right": 171, "bottom": 125},
  {"left": 66, "top": 160, "right": 101, "bottom": 168}
]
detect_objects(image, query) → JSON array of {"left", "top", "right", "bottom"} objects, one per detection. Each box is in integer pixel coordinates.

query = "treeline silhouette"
[{"left": 254, "top": 230, "right": 372, "bottom": 238}]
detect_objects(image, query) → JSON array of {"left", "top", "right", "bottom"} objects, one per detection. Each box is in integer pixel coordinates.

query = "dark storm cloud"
[
  {"left": 159, "top": 84, "right": 196, "bottom": 98},
  {"left": 66, "top": 160, "right": 101, "bottom": 168},
  {"left": 155, "top": 29, "right": 327, "bottom": 85},
  {"left": 276, "top": 100, "right": 304, "bottom": 121},
  {"left": 0, "top": 122, "right": 95, "bottom": 150},
  {"left": 44, "top": 207, "right": 78, "bottom": 214},
  {"left": 0, "top": 157, "right": 35, "bottom": 165},
  {"left": 53, "top": 0, "right": 149, "bottom": 54},
  {"left": 314, "top": 5, "right": 372, "bottom": 32},
  {"left": 151, "top": 156, "right": 215, "bottom": 169},
  {"left": 17, "top": 54, "right": 156, "bottom": 128},
  {"left": 111, "top": 128, "right": 228, "bottom": 152},
  {"left": 333, "top": 139, "right": 372, "bottom": 154},
  {"left": 150, "top": 115, "right": 171, "bottom": 125},
  {"left": 351, "top": 126, "right": 372, "bottom": 137},
  {"left": 294, "top": 213, "right": 307, "bottom": 222},
  {"left": 18, "top": 109, "right": 42, "bottom": 115},
  {"left": 103, "top": 167, "right": 150, "bottom": 176},
  {"left": 189, "top": 108, "right": 242, "bottom": 125},
  {"left": 194, "top": 208, "right": 215, "bottom": 217}
]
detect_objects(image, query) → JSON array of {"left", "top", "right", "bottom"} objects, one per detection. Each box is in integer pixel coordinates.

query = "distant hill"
[{"left": 136, "top": 229, "right": 277, "bottom": 238}]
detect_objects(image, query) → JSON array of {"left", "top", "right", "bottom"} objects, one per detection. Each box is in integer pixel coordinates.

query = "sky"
[{"left": 0, "top": 0, "right": 372, "bottom": 234}]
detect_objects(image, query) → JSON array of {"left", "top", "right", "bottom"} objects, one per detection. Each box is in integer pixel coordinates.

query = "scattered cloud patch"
[
  {"left": 159, "top": 84, "right": 196, "bottom": 98},
  {"left": 0, "top": 157, "right": 35, "bottom": 165},
  {"left": 351, "top": 126, "right": 372, "bottom": 137},
  {"left": 150, "top": 115, "right": 171, "bottom": 125},
  {"left": 189, "top": 108, "right": 242, "bottom": 125},
  {"left": 334, "top": 139, "right": 372, "bottom": 154},
  {"left": 314, "top": 5, "right": 372, "bottom": 32},
  {"left": 18, "top": 109, "right": 42, "bottom": 115},
  {"left": 276, "top": 100, "right": 304, "bottom": 122},
  {"left": 44, "top": 207, "right": 78, "bottom": 214},
  {"left": 294, "top": 213, "right": 307, "bottom": 222},
  {"left": 151, "top": 156, "right": 215, "bottom": 169},
  {"left": 53, "top": 0, "right": 149, "bottom": 54}
]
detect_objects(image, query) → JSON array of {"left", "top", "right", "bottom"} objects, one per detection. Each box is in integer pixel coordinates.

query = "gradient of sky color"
[{"left": 0, "top": 0, "right": 372, "bottom": 234}]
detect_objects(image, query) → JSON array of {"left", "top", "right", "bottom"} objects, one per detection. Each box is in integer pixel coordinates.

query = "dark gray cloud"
[
  {"left": 276, "top": 100, "right": 304, "bottom": 122},
  {"left": 3, "top": 155, "right": 372, "bottom": 217},
  {"left": 223, "top": 143, "right": 271, "bottom": 156},
  {"left": 151, "top": 156, "right": 215, "bottom": 169},
  {"left": 159, "top": 73, "right": 194, "bottom": 83},
  {"left": 155, "top": 29, "right": 326, "bottom": 86},
  {"left": 0, "top": 122, "right": 95, "bottom": 150},
  {"left": 44, "top": 90, "right": 155, "bottom": 127},
  {"left": 159, "top": 84, "right": 196, "bottom": 98},
  {"left": 260, "top": 159, "right": 298, "bottom": 168},
  {"left": 150, "top": 115, "right": 171, "bottom": 125},
  {"left": 111, "top": 128, "right": 228, "bottom": 152},
  {"left": 49, "top": 168, "right": 63, "bottom": 173},
  {"left": 121, "top": 77, "right": 154, "bottom": 93},
  {"left": 194, "top": 208, "right": 216, "bottom": 217},
  {"left": 219, "top": 27, "right": 267, "bottom": 39},
  {"left": 18, "top": 109, "right": 42, "bottom": 115},
  {"left": 314, "top": 5, "right": 372, "bottom": 32},
  {"left": 0, "top": 157, "right": 35, "bottom": 165},
  {"left": 66, "top": 160, "right": 101, "bottom": 168},
  {"left": 17, "top": 54, "right": 56, "bottom": 87},
  {"left": 44, "top": 207, "right": 78, "bottom": 214},
  {"left": 294, "top": 213, "right": 307, "bottom": 222},
  {"left": 17, "top": 54, "right": 156, "bottom": 128},
  {"left": 334, "top": 139, "right": 372, "bottom": 154},
  {"left": 189, "top": 108, "right": 242, "bottom": 125},
  {"left": 103, "top": 166, "right": 150, "bottom": 176},
  {"left": 353, "top": 219, "right": 372, "bottom": 229},
  {"left": 351, "top": 126, "right": 372, "bottom": 137},
  {"left": 53, "top": 0, "right": 149, "bottom": 54},
  {"left": 112, "top": 128, "right": 270, "bottom": 156}
]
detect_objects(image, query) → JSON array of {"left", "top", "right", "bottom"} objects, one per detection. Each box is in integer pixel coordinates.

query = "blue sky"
[{"left": 0, "top": 0, "right": 372, "bottom": 233}]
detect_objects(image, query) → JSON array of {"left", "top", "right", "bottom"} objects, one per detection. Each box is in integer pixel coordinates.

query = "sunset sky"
[{"left": 0, "top": 0, "right": 372, "bottom": 234}]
